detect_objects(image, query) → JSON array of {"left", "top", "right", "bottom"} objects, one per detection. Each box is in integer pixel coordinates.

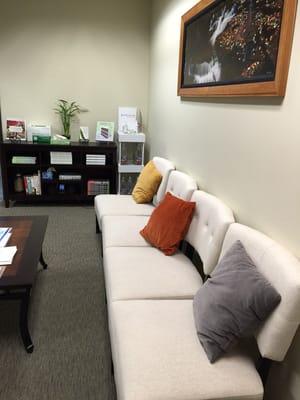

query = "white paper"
[
  {"left": 0, "top": 246, "right": 17, "bottom": 265},
  {"left": 0, "top": 233, "right": 12, "bottom": 248}
]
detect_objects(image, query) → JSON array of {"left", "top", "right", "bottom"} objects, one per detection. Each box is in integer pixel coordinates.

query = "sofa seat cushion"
[
  {"left": 95, "top": 195, "right": 154, "bottom": 228},
  {"left": 104, "top": 247, "right": 202, "bottom": 301},
  {"left": 110, "top": 300, "right": 264, "bottom": 400},
  {"left": 102, "top": 216, "right": 150, "bottom": 248}
]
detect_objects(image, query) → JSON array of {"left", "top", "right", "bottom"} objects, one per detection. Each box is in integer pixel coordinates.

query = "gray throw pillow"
[{"left": 193, "top": 240, "right": 281, "bottom": 363}]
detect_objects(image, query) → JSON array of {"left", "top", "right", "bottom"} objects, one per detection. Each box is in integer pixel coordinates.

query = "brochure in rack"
[
  {"left": 118, "top": 107, "right": 140, "bottom": 134},
  {"left": 6, "top": 118, "right": 26, "bottom": 141}
]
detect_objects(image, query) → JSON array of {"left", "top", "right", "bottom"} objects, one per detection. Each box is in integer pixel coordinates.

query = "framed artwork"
[
  {"left": 96, "top": 121, "right": 115, "bottom": 142},
  {"left": 178, "top": 0, "right": 297, "bottom": 97}
]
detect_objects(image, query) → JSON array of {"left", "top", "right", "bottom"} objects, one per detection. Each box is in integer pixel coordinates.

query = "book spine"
[{"left": 23, "top": 177, "right": 27, "bottom": 194}]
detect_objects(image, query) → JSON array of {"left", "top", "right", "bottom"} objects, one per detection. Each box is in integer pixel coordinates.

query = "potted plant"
[{"left": 54, "top": 99, "right": 81, "bottom": 139}]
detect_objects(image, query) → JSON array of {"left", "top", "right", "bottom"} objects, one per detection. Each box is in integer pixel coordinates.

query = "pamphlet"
[
  {"left": 0, "top": 246, "right": 17, "bottom": 265},
  {"left": 0, "top": 228, "right": 12, "bottom": 248},
  {"left": 0, "top": 228, "right": 11, "bottom": 241}
]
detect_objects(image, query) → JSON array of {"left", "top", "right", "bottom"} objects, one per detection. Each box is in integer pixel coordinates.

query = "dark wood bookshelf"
[{"left": 0, "top": 140, "right": 117, "bottom": 207}]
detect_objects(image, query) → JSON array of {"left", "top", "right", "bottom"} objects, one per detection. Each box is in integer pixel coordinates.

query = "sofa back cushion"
[
  {"left": 220, "top": 223, "right": 300, "bottom": 362},
  {"left": 185, "top": 191, "right": 234, "bottom": 275},
  {"left": 164, "top": 170, "right": 197, "bottom": 201},
  {"left": 152, "top": 157, "right": 175, "bottom": 206}
]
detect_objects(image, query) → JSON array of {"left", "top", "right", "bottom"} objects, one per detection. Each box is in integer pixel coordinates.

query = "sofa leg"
[
  {"left": 111, "top": 359, "right": 114, "bottom": 376},
  {"left": 100, "top": 232, "right": 103, "bottom": 258},
  {"left": 257, "top": 357, "right": 273, "bottom": 386},
  {"left": 96, "top": 217, "right": 100, "bottom": 234}
]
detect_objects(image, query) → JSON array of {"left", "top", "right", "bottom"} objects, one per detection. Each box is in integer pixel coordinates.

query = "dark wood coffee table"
[{"left": 0, "top": 216, "right": 48, "bottom": 353}]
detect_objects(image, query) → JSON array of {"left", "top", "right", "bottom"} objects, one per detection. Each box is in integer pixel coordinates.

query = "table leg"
[
  {"left": 39, "top": 251, "right": 48, "bottom": 269},
  {"left": 19, "top": 289, "right": 34, "bottom": 353}
]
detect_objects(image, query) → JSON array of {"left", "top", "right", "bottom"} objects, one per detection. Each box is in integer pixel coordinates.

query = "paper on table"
[
  {"left": 0, "top": 246, "right": 17, "bottom": 265},
  {"left": 0, "top": 228, "right": 10, "bottom": 241},
  {"left": 0, "top": 233, "right": 11, "bottom": 248}
]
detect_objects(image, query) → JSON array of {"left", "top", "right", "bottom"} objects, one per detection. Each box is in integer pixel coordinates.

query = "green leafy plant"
[{"left": 54, "top": 99, "right": 81, "bottom": 139}]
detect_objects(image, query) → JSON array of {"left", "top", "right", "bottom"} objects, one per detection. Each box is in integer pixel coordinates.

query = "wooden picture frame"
[{"left": 178, "top": 0, "right": 297, "bottom": 97}]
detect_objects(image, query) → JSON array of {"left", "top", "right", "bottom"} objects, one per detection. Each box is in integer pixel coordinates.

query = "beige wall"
[
  {"left": 0, "top": 0, "right": 150, "bottom": 140},
  {"left": 148, "top": 1, "right": 300, "bottom": 399},
  {"left": 149, "top": 0, "right": 300, "bottom": 259}
]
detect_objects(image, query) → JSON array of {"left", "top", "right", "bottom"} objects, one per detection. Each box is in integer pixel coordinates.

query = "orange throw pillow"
[{"left": 140, "top": 192, "right": 196, "bottom": 256}]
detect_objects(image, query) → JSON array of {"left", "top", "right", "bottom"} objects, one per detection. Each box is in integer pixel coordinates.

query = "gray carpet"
[{"left": 0, "top": 204, "right": 116, "bottom": 400}]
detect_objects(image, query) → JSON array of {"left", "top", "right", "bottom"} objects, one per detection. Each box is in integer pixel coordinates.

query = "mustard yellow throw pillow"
[{"left": 132, "top": 161, "right": 162, "bottom": 204}]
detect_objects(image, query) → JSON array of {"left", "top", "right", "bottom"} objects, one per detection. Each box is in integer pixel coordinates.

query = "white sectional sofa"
[{"left": 94, "top": 159, "right": 300, "bottom": 400}]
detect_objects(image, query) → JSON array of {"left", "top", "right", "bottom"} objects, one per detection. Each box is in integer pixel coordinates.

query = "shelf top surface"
[{"left": 1, "top": 140, "right": 117, "bottom": 149}]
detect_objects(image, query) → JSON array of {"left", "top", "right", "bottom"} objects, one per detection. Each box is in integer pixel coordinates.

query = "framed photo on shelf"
[
  {"left": 96, "top": 121, "right": 114, "bottom": 142},
  {"left": 80, "top": 126, "right": 89, "bottom": 142},
  {"left": 6, "top": 118, "right": 27, "bottom": 141},
  {"left": 178, "top": 0, "right": 297, "bottom": 97}
]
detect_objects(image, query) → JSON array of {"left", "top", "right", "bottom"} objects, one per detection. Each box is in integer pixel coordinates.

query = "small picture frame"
[
  {"left": 96, "top": 121, "right": 115, "bottom": 142},
  {"left": 79, "top": 126, "right": 89, "bottom": 143},
  {"left": 6, "top": 118, "right": 26, "bottom": 141}
]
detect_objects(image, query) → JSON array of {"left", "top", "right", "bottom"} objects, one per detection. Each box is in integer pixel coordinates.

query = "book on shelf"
[
  {"left": 86, "top": 154, "right": 106, "bottom": 159},
  {"left": 86, "top": 163, "right": 106, "bottom": 165},
  {"left": 23, "top": 171, "right": 42, "bottom": 195},
  {"left": 58, "top": 174, "right": 82, "bottom": 181},
  {"left": 86, "top": 162, "right": 106, "bottom": 165},
  {"left": 12, "top": 156, "right": 36, "bottom": 165}
]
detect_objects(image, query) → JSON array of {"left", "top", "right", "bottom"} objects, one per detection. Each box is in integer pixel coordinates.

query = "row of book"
[
  {"left": 11, "top": 153, "right": 108, "bottom": 166},
  {"left": 50, "top": 152, "right": 73, "bottom": 165},
  {"left": 23, "top": 172, "right": 42, "bottom": 195},
  {"left": 12, "top": 156, "right": 36, "bottom": 165},
  {"left": 86, "top": 154, "right": 106, "bottom": 165}
]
